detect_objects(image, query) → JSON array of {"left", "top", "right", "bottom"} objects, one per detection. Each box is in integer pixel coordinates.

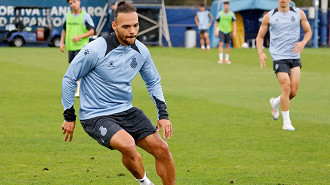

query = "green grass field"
[{"left": 0, "top": 47, "right": 329, "bottom": 185}]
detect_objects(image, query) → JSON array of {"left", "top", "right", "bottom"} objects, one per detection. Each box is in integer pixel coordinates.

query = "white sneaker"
[
  {"left": 282, "top": 123, "right": 295, "bottom": 131},
  {"left": 75, "top": 92, "right": 80, "bottom": 98},
  {"left": 270, "top": 98, "right": 279, "bottom": 120}
]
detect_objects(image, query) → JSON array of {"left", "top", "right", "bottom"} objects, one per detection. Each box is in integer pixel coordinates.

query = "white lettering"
[
  {"left": 37, "top": 17, "right": 46, "bottom": 27},
  {"left": 52, "top": 17, "right": 62, "bottom": 27},
  {"left": 0, "top": 17, "right": 7, "bottom": 26},
  {"left": 25, "top": 9, "right": 32, "bottom": 16},
  {"left": 51, "top": 6, "right": 58, "bottom": 16},
  {"left": 29, "top": 17, "right": 37, "bottom": 26},
  {"left": 94, "top": 7, "right": 103, "bottom": 17},
  {"left": 9, "top": 17, "right": 15, "bottom": 24},
  {"left": 32, "top": 9, "right": 40, "bottom": 16},
  {"left": 23, "top": 17, "right": 30, "bottom": 25},
  {"left": 8, "top": 6, "right": 14, "bottom": 16},
  {"left": 0, "top": 6, "right": 6, "bottom": 16},
  {"left": 87, "top": 7, "right": 94, "bottom": 16},
  {"left": 58, "top": 6, "right": 69, "bottom": 16}
]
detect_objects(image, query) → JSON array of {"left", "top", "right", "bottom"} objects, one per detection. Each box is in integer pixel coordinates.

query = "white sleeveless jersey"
[
  {"left": 197, "top": 11, "right": 210, "bottom": 30},
  {"left": 268, "top": 7, "right": 301, "bottom": 60}
]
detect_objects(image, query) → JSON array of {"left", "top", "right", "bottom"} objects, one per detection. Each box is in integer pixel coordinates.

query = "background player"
[
  {"left": 256, "top": 0, "right": 312, "bottom": 131},
  {"left": 194, "top": 4, "right": 214, "bottom": 51}
]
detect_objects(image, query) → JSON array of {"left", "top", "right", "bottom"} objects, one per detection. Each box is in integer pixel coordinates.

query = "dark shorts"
[
  {"left": 80, "top": 107, "right": 157, "bottom": 150},
  {"left": 68, "top": 50, "right": 80, "bottom": 64},
  {"left": 273, "top": 59, "right": 302, "bottom": 75},
  {"left": 199, "top": 29, "right": 208, "bottom": 34},
  {"left": 218, "top": 31, "right": 231, "bottom": 44}
]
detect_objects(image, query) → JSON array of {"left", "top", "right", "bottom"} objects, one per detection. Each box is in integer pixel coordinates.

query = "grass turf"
[{"left": 0, "top": 47, "right": 329, "bottom": 184}]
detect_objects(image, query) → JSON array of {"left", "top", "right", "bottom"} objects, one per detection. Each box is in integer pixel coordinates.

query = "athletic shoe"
[
  {"left": 270, "top": 98, "right": 279, "bottom": 120},
  {"left": 282, "top": 123, "right": 295, "bottom": 131},
  {"left": 75, "top": 92, "right": 80, "bottom": 98},
  {"left": 225, "top": 60, "right": 231, "bottom": 64},
  {"left": 218, "top": 59, "right": 223, "bottom": 64}
]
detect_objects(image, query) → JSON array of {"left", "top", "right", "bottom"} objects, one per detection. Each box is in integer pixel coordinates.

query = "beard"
[{"left": 116, "top": 30, "right": 137, "bottom": 46}]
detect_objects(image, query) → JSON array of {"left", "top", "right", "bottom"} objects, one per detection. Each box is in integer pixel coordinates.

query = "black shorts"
[
  {"left": 273, "top": 59, "right": 302, "bottom": 75},
  {"left": 218, "top": 31, "right": 231, "bottom": 44},
  {"left": 68, "top": 50, "right": 80, "bottom": 64},
  {"left": 199, "top": 29, "right": 208, "bottom": 34},
  {"left": 80, "top": 107, "right": 157, "bottom": 150}
]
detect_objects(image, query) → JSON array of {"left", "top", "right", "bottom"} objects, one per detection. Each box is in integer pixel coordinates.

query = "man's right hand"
[
  {"left": 258, "top": 52, "right": 267, "bottom": 69},
  {"left": 62, "top": 121, "right": 76, "bottom": 142},
  {"left": 60, "top": 42, "right": 65, "bottom": 52}
]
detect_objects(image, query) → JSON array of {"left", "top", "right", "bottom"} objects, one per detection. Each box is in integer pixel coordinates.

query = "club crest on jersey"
[
  {"left": 131, "top": 57, "right": 137, "bottom": 68},
  {"left": 108, "top": 61, "right": 115, "bottom": 68},
  {"left": 99, "top": 126, "right": 107, "bottom": 136},
  {"left": 291, "top": 16, "right": 295, "bottom": 22},
  {"left": 84, "top": 49, "right": 89, "bottom": 55}
]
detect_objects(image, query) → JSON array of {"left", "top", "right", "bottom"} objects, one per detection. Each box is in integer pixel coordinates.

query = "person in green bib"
[
  {"left": 214, "top": 1, "right": 236, "bottom": 64},
  {"left": 60, "top": 0, "right": 95, "bottom": 97}
]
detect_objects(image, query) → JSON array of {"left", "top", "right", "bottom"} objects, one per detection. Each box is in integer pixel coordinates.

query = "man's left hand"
[
  {"left": 293, "top": 41, "right": 306, "bottom": 54},
  {"left": 72, "top": 36, "right": 81, "bottom": 43},
  {"left": 157, "top": 119, "right": 173, "bottom": 140}
]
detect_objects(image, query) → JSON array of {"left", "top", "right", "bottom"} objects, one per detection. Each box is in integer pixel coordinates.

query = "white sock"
[
  {"left": 225, "top": 54, "right": 230, "bottom": 61},
  {"left": 206, "top": 45, "right": 210, "bottom": 49},
  {"left": 274, "top": 96, "right": 281, "bottom": 109},
  {"left": 219, "top": 53, "right": 223, "bottom": 60},
  {"left": 76, "top": 80, "right": 81, "bottom": 94},
  {"left": 136, "top": 172, "right": 151, "bottom": 185},
  {"left": 201, "top": 45, "right": 205, "bottom": 50},
  {"left": 282, "top": 111, "right": 291, "bottom": 124}
]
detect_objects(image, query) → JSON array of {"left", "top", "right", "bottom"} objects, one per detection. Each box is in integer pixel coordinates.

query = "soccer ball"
[{"left": 242, "top": 42, "right": 249, "bottom": 48}]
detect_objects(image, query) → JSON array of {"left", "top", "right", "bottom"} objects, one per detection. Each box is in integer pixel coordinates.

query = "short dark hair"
[
  {"left": 66, "top": 0, "right": 80, "bottom": 3},
  {"left": 224, "top": 1, "right": 230, "bottom": 4},
  {"left": 115, "top": 1, "right": 137, "bottom": 19},
  {"left": 200, "top": 4, "right": 205, "bottom": 7}
]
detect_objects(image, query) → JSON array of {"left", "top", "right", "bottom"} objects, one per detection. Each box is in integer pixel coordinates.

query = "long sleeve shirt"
[{"left": 61, "top": 33, "right": 168, "bottom": 121}]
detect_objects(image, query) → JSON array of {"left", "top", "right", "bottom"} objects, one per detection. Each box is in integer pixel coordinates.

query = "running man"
[
  {"left": 61, "top": 1, "right": 175, "bottom": 185},
  {"left": 214, "top": 1, "right": 236, "bottom": 64},
  {"left": 194, "top": 4, "right": 214, "bottom": 51},
  {"left": 256, "top": 0, "right": 312, "bottom": 131},
  {"left": 60, "top": 0, "right": 95, "bottom": 97}
]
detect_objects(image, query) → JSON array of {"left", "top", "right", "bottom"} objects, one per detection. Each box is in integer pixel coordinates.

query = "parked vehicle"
[{"left": 5, "top": 6, "right": 61, "bottom": 47}]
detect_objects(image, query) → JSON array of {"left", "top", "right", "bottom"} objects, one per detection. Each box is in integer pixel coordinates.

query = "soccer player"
[
  {"left": 214, "top": 1, "right": 236, "bottom": 64},
  {"left": 194, "top": 4, "right": 214, "bottom": 51},
  {"left": 60, "top": 0, "right": 95, "bottom": 97},
  {"left": 61, "top": 1, "right": 175, "bottom": 185},
  {"left": 256, "top": 0, "right": 312, "bottom": 131}
]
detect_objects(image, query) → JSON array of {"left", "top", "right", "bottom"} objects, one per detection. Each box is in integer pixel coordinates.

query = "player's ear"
[{"left": 112, "top": 21, "right": 116, "bottom": 31}]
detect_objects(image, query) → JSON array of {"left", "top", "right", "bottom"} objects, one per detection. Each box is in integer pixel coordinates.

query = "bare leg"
[
  {"left": 225, "top": 43, "right": 230, "bottom": 54},
  {"left": 277, "top": 72, "right": 291, "bottom": 111},
  {"left": 204, "top": 32, "right": 210, "bottom": 47},
  {"left": 199, "top": 33, "right": 205, "bottom": 49},
  {"left": 289, "top": 67, "right": 301, "bottom": 100},
  {"left": 110, "top": 130, "right": 145, "bottom": 179},
  {"left": 218, "top": 42, "right": 224, "bottom": 53},
  {"left": 137, "top": 133, "right": 175, "bottom": 185}
]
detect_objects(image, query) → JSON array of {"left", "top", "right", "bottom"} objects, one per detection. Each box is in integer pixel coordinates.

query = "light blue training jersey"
[
  {"left": 62, "top": 33, "right": 168, "bottom": 120},
  {"left": 197, "top": 11, "right": 210, "bottom": 30},
  {"left": 268, "top": 7, "right": 301, "bottom": 61}
]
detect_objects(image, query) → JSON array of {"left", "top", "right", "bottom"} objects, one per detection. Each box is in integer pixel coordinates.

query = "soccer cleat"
[
  {"left": 225, "top": 60, "right": 231, "bottom": 64},
  {"left": 282, "top": 123, "right": 295, "bottom": 131},
  {"left": 270, "top": 98, "right": 279, "bottom": 120},
  {"left": 218, "top": 59, "right": 223, "bottom": 64}
]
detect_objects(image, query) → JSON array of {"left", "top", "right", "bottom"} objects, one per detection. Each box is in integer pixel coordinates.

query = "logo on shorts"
[
  {"left": 291, "top": 16, "right": 295, "bottom": 22},
  {"left": 131, "top": 57, "right": 137, "bottom": 68},
  {"left": 99, "top": 126, "right": 107, "bottom": 136},
  {"left": 275, "top": 64, "right": 279, "bottom": 71}
]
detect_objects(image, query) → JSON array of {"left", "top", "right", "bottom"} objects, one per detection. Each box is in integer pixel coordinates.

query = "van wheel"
[{"left": 13, "top": 37, "right": 24, "bottom": 47}]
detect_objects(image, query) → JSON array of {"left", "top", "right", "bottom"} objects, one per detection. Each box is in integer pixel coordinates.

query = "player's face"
[
  {"left": 199, "top": 6, "right": 205, "bottom": 11},
  {"left": 113, "top": 12, "right": 139, "bottom": 46},
  {"left": 278, "top": 0, "right": 290, "bottom": 8},
  {"left": 224, "top": 3, "right": 230, "bottom": 11},
  {"left": 69, "top": 0, "right": 80, "bottom": 10}
]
